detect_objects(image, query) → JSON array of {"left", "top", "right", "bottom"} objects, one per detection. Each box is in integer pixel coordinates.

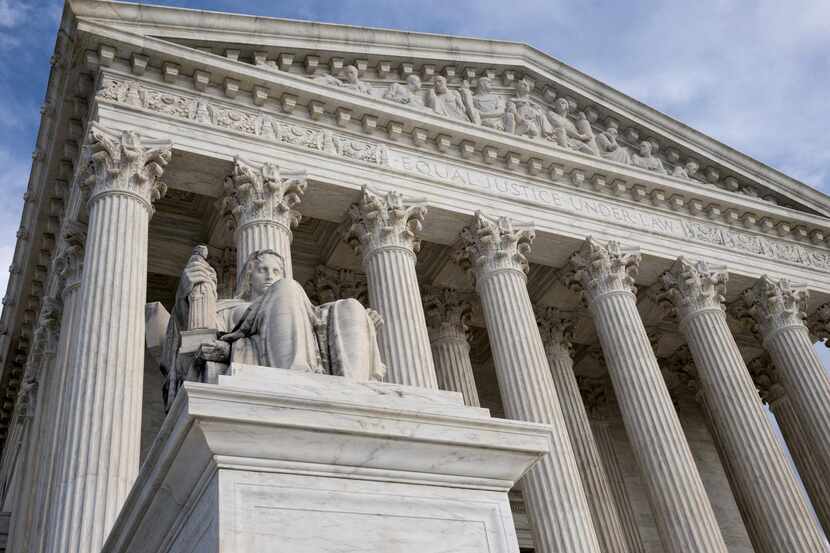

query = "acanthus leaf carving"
[
  {"left": 658, "top": 257, "right": 728, "bottom": 323},
  {"left": 422, "top": 287, "right": 472, "bottom": 343},
  {"left": 85, "top": 123, "right": 172, "bottom": 211},
  {"left": 565, "top": 237, "right": 640, "bottom": 303},
  {"left": 304, "top": 265, "right": 369, "bottom": 305},
  {"left": 221, "top": 156, "right": 307, "bottom": 232},
  {"left": 345, "top": 185, "right": 427, "bottom": 257},
  {"left": 739, "top": 275, "right": 809, "bottom": 341},
  {"left": 535, "top": 305, "right": 573, "bottom": 360},
  {"left": 455, "top": 211, "right": 535, "bottom": 283}
]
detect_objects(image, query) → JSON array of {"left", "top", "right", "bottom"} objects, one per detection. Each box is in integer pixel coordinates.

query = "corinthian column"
[
  {"left": 422, "top": 288, "right": 480, "bottom": 406},
  {"left": 456, "top": 212, "right": 602, "bottom": 553},
  {"left": 567, "top": 238, "right": 728, "bottom": 553},
  {"left": 740, "top": 277, "right": 830, "bottom": 479},
  {"left": 537, "top": 307, "right": 630, "bottom": 553},
  {"left": 39, "top": 230, "right": 85, "bottom": 553},
  {"left": 220, "top": 156, "right": 306, "bottom": 278},
  {"left": 48, "top": 124, "right": 171, "bottom": 553},
  {"left": 750, "top": 355, "right": 830, "bottom": 537},
  {"left": 346, "top": 186, "right": 437, "bottom": 389},
  {"left": 660, "top": 258, "right": 825, "bottom": 552}
]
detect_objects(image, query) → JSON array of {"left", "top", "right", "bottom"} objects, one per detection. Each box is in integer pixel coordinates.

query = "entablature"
[{"left": 70, "top": 0, "right": 830, "bottom": 220}]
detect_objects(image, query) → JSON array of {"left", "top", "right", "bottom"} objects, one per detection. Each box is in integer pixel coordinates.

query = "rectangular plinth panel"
[{"left": 103, "top": 366, "right": 553, "bottom": 553}]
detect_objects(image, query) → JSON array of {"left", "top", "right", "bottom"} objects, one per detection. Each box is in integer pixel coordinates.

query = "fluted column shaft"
[
  {"left": 571, "top": 240, "right": 728, "bottom": 553},
  {"left": 424, "top": 288, "right": 480, "bottom": 406},
  {"left": 681, "top": 308, "right": 826, "bottom": 552},
  {"left": 743, "top": 277, "right": 830, "bottom": 479},
  {"left": 40, "top": 257, "right": 83, "bottom": 553},
  {"left": 546, "top": 349, "right": 630, "bottom": 553},
  {"left": 696, "top": 390, "right": 766, "bottom": 552},
  {"left": 430, "top": 336, "right": 480, "bottom": 406},
  {"left": 47, "top": 126, "right": 170, "bottom": 553},
  {"left": 765, "top": 326, "right": 830, "bottom": 475},
  {"left": 364, "top": 247, "right": 436, "bottom": 388},
  {"left": 458, "top": 213, "right": 601, "bottom": 553},
  {"left": 770, "top": 393, "right": 830, "bottom": 537},
  {"left": 348, "top": 187, "right": 437, "bottom": 389},
  {"left": 592, "top": 420, "right": 647, "bottom": 553},
  {"left": 478, "top": 271, "right": 601, "bottom": 553}
]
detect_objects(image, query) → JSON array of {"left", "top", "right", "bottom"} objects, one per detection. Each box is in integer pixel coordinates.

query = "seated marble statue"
[
  {"left": 313, "top": 65, "right": 373, "bottom": 96},
  {"left": 425, "top": 76, "right": 469, "bottom": 121},
  {"left": 383, "top": 74, "right": 424, "bottom": 107},
  {"left": 160, "top": 248, "right": 385, "bottom": 409},
  {"left": 595, "top": 127, "right": 631, "bottom": 165},
  {"left": 460, "top": 77, "right": 506, "bottom": 130},
  {"left": 546, "top": 98, "right": 597, "bottom": 155},
  {"left": 631, "top": 140, "right": 668, "bottom": 174},
  {"left": 504, "top": 79, "right": 550, "bottom": 138},
  {"left": 672, "top": 159, "right": 700, "bottom": 180}
]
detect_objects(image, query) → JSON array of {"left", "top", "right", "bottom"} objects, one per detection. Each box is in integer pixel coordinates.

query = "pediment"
[{"left": 69, "top": 0, "right": 830, "bottom": 223}]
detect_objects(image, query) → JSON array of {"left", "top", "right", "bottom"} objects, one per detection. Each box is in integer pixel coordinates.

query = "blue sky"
[{"left": 1, "top": 0, "right": 829, "bottom": 365}]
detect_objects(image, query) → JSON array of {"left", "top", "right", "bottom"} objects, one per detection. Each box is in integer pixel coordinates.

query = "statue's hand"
[
  {"left": 180, "top": 256, "right": 217, "bottom": 297},
  {"left": 195, "top": 340, "right": 230, "bottom": 362}
]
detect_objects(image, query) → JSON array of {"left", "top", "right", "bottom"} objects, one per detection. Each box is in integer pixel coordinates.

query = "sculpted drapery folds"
[
  {"left": 426, "top": 75, "right": 469, "bottom": 122},
  {"left": 504, "top": 79, "right": 550, "bottom": 139},
  {"left": 161, "top": 248, "right": 386, "bottom": 410}
]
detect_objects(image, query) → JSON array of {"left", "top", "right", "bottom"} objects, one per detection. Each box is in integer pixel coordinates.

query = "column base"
[{"left": 102, "top": 365, "right": 551, "bottom": 553}]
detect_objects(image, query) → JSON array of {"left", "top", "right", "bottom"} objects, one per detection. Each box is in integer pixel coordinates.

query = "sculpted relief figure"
[
  {"left": 596, "top": 126, "right": 631, "bottom": 165},
  {"left": 383, "top": 74, "right": 424, "bottom": 107},
  {"left": 313, "top": 64, "right": 373, "bottom": 96},
  {"left": 631, "top": 140, "right": 668, "bottom": 174},
  {"left": 460, "top": 77, "right": 506, "bottom": 130},
  {"left": 504, "top": 79, "right": 550, "bottom": 138},
  {"left": 425, "top": 76, "right": 469, "bottom": 121},
  {"left": 160, "top": 248, "right": 385, "bottom": 409},
  {"left": 672, "top": 159, "right": 700, "bottom": 180},
  {"left": 546, "top": 98, "right": 597, "bottom": 155}
]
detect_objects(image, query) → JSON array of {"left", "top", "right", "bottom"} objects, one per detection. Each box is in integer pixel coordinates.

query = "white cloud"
[{"left": 0, "top": 0, "right": 30, "bottom": 28}]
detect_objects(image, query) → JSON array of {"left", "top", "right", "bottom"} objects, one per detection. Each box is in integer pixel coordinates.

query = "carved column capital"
[
  {"left": 739, "top": 276, "right": 809, "bottom": 342},
  {"left": 658, "top": 258, "right": 728, "bottom": 324},
  {"left": 85, "top": 123, "right": 172, "bottom": 212},
  {"left": 304, "top": 265, "right": 368, "bottom": 305},
  {"left": 536, "top": 306, "right": 573, "bottom": 360},
  {"left": 566, "top": 237, "right": 640, "bottom": 303},
  {"left": 746, "top": 355, "right": 783, "bottom": 404},
  {"left": 422, "top": 287, "right": 471, "bottom": 343},
  {"left": 345, "top": 186, "right": 427, "bottom": 258},
  {"left": 577, "top": 375, "right": 616, "bottom": 420},
  {"left": 33, "top": 296, "right": 63, "bottom": 357},
  {"left": 220, "top": 156, "right": 307, "bottom": 233},
  {"left": 454, "top": 211, "right": 534, "bottom": 284},
  {"left": 808, "top": 303, "right": 830, "bottom": 344},
  {"left": 53, "top": 226, "right": 86, "bottom": 293}
]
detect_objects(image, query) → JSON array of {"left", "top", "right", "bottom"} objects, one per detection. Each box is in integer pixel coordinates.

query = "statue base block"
[{"left": 103, "top": 365, "right": 553, "bottom": 553}]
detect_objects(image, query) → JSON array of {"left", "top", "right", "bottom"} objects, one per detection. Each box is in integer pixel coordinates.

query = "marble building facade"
[{"left": 1, "top": 1, "right": 830, "bottom": 552}]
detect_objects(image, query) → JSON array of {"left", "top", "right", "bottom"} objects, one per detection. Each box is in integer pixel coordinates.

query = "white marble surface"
[{"left": 102, "top": 367, "right": 552, "bottom": 553}]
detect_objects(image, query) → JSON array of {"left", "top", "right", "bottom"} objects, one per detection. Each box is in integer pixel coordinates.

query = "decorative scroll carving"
[
  {"left": 738, "top": 276, "right": 809, "bottom": 339},
  {"left": 345, "top": 186, "right": 428, "bottom": 256},
  {"left": 809, "top": 303, "right": 830, "bottom": 343},
  {"left": 99, "top": 77, "right": 389, "bottom": 167},
  {"left": 219, "top": 156, "right": 307, "bottom": 232},
  {"left": 422, "top": 287, "right": 471, "bottom": 342},
  {"left": 566, "top": 237, "right": 641, "bottom": 302},
  {"left": 658, "top": 258, "right": 728, "bottom": 321},
  {"left": 304, "top": 265, "right": 369, "bottom": 305},
  {"left": 455, "top": 211, "right": 535, "bottom": 281},
  {"left": 535, "top": 306, "right": 573, "bottom": 360},
  {"left": 85, "top": 123, "right": 172, "bottom": 210}
]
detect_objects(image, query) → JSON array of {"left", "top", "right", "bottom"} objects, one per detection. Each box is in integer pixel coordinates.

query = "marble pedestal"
[{"left": 102, "top": 364, "right": 552, "bottom": 553}]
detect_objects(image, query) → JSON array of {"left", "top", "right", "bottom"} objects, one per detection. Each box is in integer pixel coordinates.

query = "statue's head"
[
  {"left": 477, "top": 77, "right": 492, "bottom": 93},
  {"left": 406, "top": 74, "right": 421, "bottom": 91},
  {"left": 343, "top": 65, "right": 359, "bottom": 83},
  {"left": 639, "top": 140, "right": 652, "bottom": 156},
  {"left": 434, "top": 76, "right": 448, "bottom": 94},
  {"left": 237, "top": 249, "right": 285, "bottom": 300}
]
